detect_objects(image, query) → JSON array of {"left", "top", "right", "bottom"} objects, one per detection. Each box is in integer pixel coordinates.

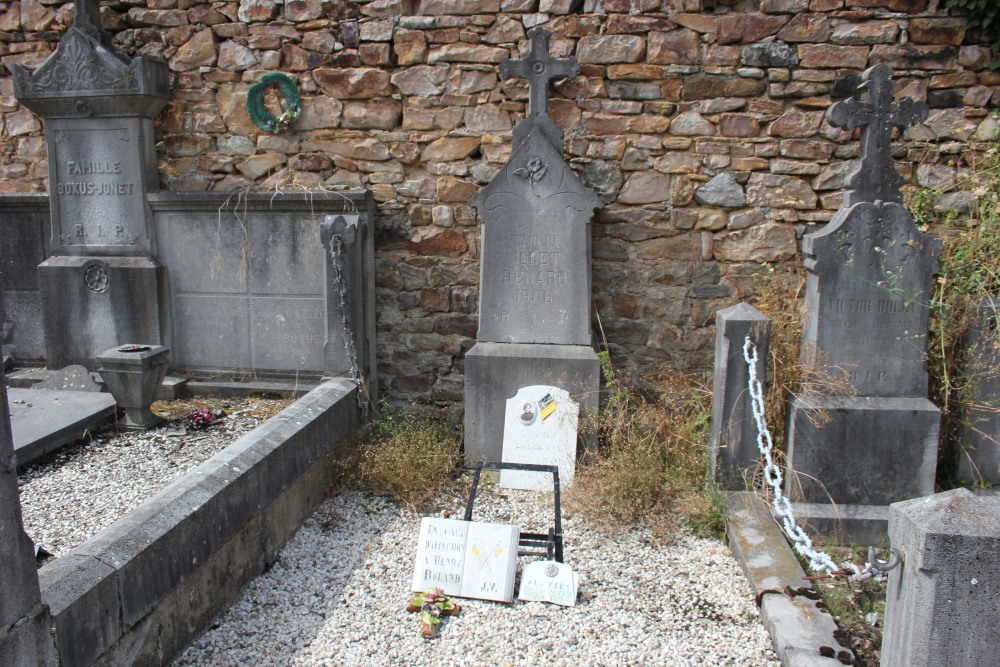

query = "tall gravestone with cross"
[
  {"left": 785, "top": 64, "right": 941, "bottom": 543},
  {"left": 11, "top": 0, "right": 169, "bottom": 369},
  {"left": 464, "top": 28, "right": 602, "bottom": 466}
]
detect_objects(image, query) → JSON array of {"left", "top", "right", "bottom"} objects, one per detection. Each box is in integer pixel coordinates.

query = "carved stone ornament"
[{"left": 12, "top": 0, "right": 168, "bottom": 105}]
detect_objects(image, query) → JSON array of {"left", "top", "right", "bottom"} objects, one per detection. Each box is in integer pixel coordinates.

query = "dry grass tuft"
[
  {"left": 334, "top": 403, "right": 462, "bottom": 509},
  {"left": 567, "top": 356, "right": 723, "bottom": 539}
]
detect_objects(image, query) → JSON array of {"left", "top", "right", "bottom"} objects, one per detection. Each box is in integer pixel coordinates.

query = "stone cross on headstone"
[
  {"left": 500, "top": 28, "right": 579, "bottom": 149},
  {"left": 827, "top": 63, "right": 929, "bottom": 206}
]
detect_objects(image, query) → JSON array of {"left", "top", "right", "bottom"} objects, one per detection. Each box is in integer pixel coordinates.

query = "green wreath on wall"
[{"left": 246, "top": 73, "right": 301, "bottom": 133}]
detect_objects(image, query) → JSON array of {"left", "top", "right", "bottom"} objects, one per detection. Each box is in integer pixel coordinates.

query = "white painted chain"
[{"left": 743, "top": 336, "right": 872, "bottom": 580}]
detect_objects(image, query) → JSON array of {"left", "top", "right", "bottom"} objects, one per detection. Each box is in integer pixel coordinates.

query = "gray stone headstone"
[
  {"left": 471, "top": 124, "right": 599, "bottom": 346},
  {"left": 957, "top": 297, "right": 1000, "bottom": 486},
  {"left": 12, "top": 0, "right": 169, "bottom": 371},
  {"left": 0, "top": 196, "right": 50, "bottom": 361},
  {"left": 709, "top": 303, "right": 770, "bottom": 490},
  {"left": 35, "top": 365, "right": 102, "bottom": 392},
  {"left": 882, "top": 489, "right": 1000, "bottom": 667},
  {"left": 464, "top": 28, "right": 601, "bottom": 466},
  {"left": 785, "top": 64, "right": 940, "bottom": 544}
]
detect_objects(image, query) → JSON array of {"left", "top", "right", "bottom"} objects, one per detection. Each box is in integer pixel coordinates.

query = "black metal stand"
[{"left": 463, "top": 461, "right": 564, "bottom": 563}]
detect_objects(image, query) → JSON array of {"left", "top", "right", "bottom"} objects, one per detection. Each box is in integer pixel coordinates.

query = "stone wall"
[{"left": 1, "top": 0, "right": 996, "bottom": 411}]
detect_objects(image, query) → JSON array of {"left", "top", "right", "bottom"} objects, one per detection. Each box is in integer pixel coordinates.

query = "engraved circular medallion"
[
  {"left": 519, "top": 399, "right": 537, "bottom": 426},
  {"left": 544, "top": 563, "right": 559, "bottom": 577},
  {"left": 84, "top": 265, "right": 109, "bottom": 293},
  {"left": 532, "top": 61, "right": 545, "bottom": 74}
]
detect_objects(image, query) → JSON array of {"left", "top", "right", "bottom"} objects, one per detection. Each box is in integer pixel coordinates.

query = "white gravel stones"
[
  {"left": 17, "top": 398, "right": 290, "bottom": 556},
  {"left": 173, "top": 483, "right": 779, "bottom": 667}
]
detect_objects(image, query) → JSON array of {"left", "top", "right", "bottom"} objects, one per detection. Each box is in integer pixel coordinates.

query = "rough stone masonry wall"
[{"left": 0, "top": 0, "right": 996, "bottom": 412}]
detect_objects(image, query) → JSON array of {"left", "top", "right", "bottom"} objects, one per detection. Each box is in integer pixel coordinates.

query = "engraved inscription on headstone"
[
  {"left": 500, "top": 385, "right": 578, "bottom": 490},
  {"left": 801, "top": 202, "right": 940, "bottom": 397},
  {"left": 411, "top": 517, "right": 468, "bottom": 597},
  {"left": 49, "top": 126, "right": 146, "bottom": 250},
  {"left": 518, "top": 560, "right": 578, "bottom": 606}
]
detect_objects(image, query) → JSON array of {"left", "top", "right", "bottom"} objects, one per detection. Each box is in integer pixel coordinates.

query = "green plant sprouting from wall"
[
  {"left": 945, "top": 0, "right": 1000, "bottom": 68},
  {"left": 913, "top": 135, "right": 1000, "bottom": 486}
]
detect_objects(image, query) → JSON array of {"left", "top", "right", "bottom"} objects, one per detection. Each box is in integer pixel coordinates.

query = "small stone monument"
[
  {"left": 464, "top": 28, "right": 602, "bottom": 466},
  {"left": 785, "top": 64, "right": 941, "bottom": 543},
  {"left": 12, "top": 0, "right": 169, "bottom": 370},
  {"left": 882, "top": 488, "right": 1000, "bottom": 667},
  {"left": 96, "top": 344, "right": 170, "bottom": 430}
]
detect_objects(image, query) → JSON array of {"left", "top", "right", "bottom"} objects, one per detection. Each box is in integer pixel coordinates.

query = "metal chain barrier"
[{"left": 742, "top": 336, "right": 896, "bottom": 582}]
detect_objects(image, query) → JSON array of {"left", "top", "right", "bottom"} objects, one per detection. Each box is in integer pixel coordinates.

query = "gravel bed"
[
  {"left": 17, "top": 397, "right": 291, "bottom": 556},
  {"left": 173, "top": 483, "right": 779, "bottom": 667}
]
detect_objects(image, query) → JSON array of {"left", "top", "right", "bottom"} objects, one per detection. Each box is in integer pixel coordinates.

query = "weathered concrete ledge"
[
  {"left": 36, "top": 379, "right": 359, "bottom": 667},
  {"left": 727, "top": 492, "right": 853, "bottom": 667}
]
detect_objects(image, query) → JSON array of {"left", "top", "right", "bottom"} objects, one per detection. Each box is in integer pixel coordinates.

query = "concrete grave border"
[
  {"left": 35, "top": 378, "right": 358, "bottom": 667},
  {"left": 727, "top": 492, "right": 853, "bottom": 667}
]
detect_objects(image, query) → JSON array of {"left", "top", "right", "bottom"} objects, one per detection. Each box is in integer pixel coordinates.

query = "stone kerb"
[{"left": 37, "top": 379, "right": 358, "bottom": 667}]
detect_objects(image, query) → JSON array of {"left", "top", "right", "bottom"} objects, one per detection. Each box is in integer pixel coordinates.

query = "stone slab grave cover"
[
  {"left": 785, "top": 64, "right": 941, "bottom": 544},
  {"left": 465, "top": 28, "right": 601, "bottom": 466},
  {"left": 499, "top": 385, "right": 578, "bottom": 490},
  {"left": 517, "top": 560, "right": 578, "bottom": 606},
  {"left": 12, "top": 0, "right": 169, "bottom": 369},
  {"left": 6, "top": 388, "right": 116, "bottom": 466},
  {"left": 34, "top": 365, "right": 101, "bottom": 392},
  {"left": 411, "top": 517, "right": 520, "bottom": 603}
]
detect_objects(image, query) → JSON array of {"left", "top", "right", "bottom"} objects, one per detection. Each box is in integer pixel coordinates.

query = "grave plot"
[
  {"left": 172, "top": 483, "right": 779, "bottom": 667},
  {"left": 17, "top": 397, "right": 291, "bottom": 556}
]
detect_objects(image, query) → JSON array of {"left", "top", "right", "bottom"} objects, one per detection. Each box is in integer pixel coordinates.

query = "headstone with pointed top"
[
  {"left": 785, "top": 64, "right": 941, "bottom": 544},
  {"left": 12, "top": 0, "right": 169, "bottom": 370},
  {"left": 464, "top": 28, "right": 601, "bottom": 467}
]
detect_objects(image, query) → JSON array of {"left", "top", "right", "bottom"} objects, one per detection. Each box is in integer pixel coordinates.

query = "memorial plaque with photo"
[{"left": 499, "top": 385, "right": 578, "bottom": 491}]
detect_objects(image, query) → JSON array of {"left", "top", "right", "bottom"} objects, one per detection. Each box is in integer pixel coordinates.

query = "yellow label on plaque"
[{"left": 539, "top": 393, "right": 556, "bottom": 420}]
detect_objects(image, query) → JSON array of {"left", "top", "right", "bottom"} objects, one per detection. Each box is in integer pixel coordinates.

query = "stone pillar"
[
  {"left": 957, "top": 297, "right": 1000, "bottom": 486},
  {"left": 12, "top": 0, "right": 169, "bottom": 370},
  {"left": 320, "top": 213, "right": 377, "bottom": 410},
  {"left": 0, "top": 293, "right": 56, "bottom": 666},
  {"left": 709, "top": 303, "right": 771, "bottom": 489},
  {"left": 882, "top": 488, "right": 1000, "bottom": 667}
]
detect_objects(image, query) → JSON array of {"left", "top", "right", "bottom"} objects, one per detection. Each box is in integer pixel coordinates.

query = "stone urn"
[{"left": 96, "top": 345, "right": 170, "bottom": 430}]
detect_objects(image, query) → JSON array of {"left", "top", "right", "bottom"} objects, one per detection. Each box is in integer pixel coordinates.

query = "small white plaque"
[
  {"left": 500, "top": 385, "right": 579, "bottom": 490},
  {"left": 517, "top": 560, "right": 578, "bottom": 606}
]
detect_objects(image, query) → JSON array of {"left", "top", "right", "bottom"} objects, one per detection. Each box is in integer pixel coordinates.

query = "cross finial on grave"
[
  {"left": 500, "top": 28, "right": 579, "bottom": 149},
  {"left": 827, "top": 64, "right": 928, "bottom": 206},
  {"left": 72, "top": 0, "right": 104, "bottom": 37}
]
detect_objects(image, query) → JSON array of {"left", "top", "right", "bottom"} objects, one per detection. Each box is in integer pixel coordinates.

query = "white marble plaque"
[
  {"left": 500, "top": 385, "right": 578, "bottom": 490},
  {"left": 411, "top": 517, "right": 468, "bottom": 597},
  {"left": 411, "top": 518, "right": 519, "bottom": 603},
  {"left": 461, "top": 521, "right": 520, "bottom": 603},
  {"left": 518, "top": 560, "right": 578, "bottom": 606}
]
